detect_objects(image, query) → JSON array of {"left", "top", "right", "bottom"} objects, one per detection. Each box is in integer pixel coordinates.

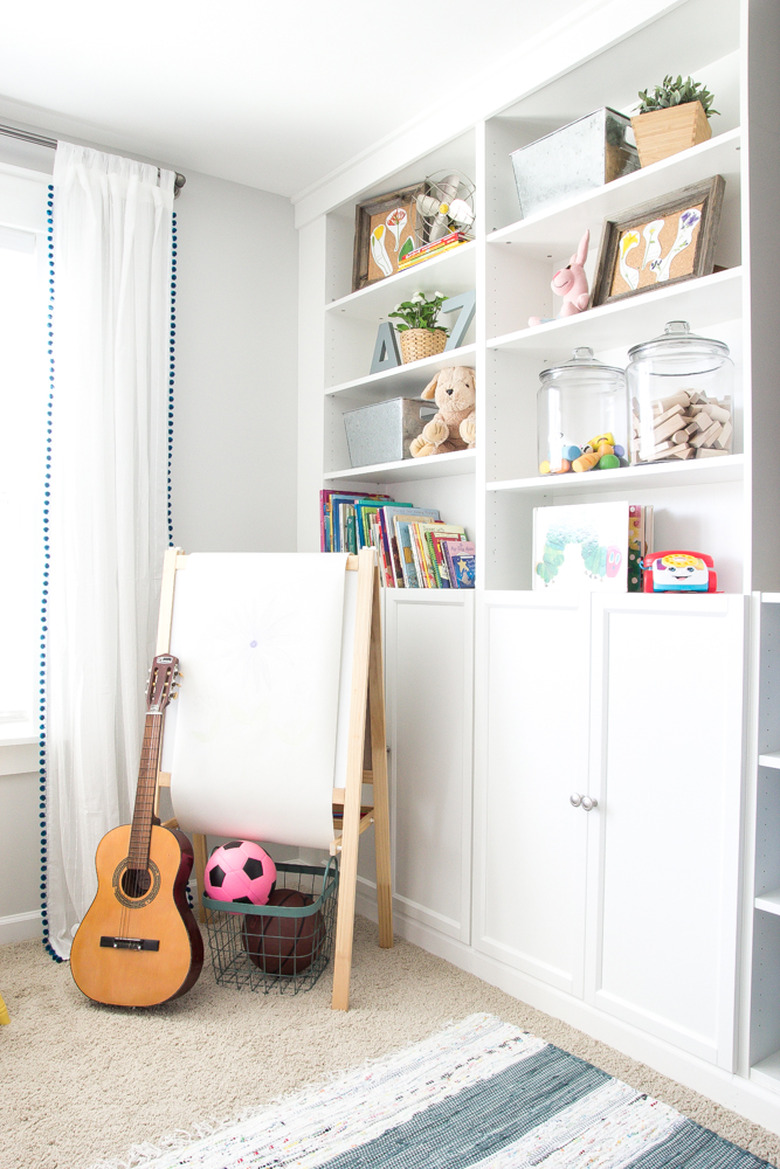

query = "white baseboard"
[
  {"left": 355, "top": 889, "right": 780, "bottom": 1139},
  {"left": 0, "top": 910, "right": 41, "bottom": 945}
]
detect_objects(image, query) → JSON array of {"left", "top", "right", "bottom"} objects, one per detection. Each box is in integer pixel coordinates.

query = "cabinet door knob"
[{"left": 570, "top": 793, "right": 598, "bottom": 811}]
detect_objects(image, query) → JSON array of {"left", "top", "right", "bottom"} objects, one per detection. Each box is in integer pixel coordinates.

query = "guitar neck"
[{"left": 127, "top": 712, "right": 163, "bottom": 868}]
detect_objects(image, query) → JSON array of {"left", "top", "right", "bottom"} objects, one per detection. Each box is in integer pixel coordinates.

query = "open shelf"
[
  {"left": 489, "top": 129, "right": 742, "bottom": 256},
  {"left": 324, "top": 449, "right": 475, "bottom": 486},
  {"left": 755, "top": 890, "right": 780, "bottom": 916},
  {"left": 751, "top": 1052, "right": 780, "bottom": 1091},
  {"left": 326, "top": 344, "right": 477, "bottom": 401},
  {"left": 488, "top": 267, "right": 743, "bottom": 356},
  {"left": 489, "top": 453, "right": 744, "bottom": 495},
  {"left": 325, "top": 241, "right": 477, "bottom": 322}
]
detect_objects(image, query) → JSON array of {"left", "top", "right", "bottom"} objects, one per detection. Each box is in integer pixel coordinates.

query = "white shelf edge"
[
  {"left": 750, "top": 1053, "right": 780, "bottom": 1092},
  {"left": 754, "top": 890, "right": 780, "bottom": 916},
  {"left": 325, "top": 240, "right": 477, "bottom": 315},
  {"left": 324, "top": 449, "right": 476, "bottom": 485},
  {"left": 758, "top": 751, "right": 780, "bottom": 771},
  {"left": 487, "top": 267, "right": 742, "bottom": 352},
  {"left": 487, "top": 128, "right": 742, "bottom": 247},
  {"left": 487, "top": 454, "right": 744, "bottom": 495},
  {"left": 325, "top": 343, "right": 477, "bottom": 398}
]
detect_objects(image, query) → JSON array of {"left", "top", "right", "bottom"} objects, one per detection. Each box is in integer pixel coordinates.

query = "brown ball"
[{"left": 242, "top": 888, "right": 325, "bottom": 976}]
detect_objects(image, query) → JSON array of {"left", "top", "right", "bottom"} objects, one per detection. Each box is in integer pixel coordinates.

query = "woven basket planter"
[
  {"left": 399, "top": 328, "right": 447, "bottom": 364},
  {"left": 631, "top": 101, "right": 711, "bottom": 168}
]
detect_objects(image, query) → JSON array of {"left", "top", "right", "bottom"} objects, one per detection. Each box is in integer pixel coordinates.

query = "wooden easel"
[{"left": 154, "top": 546, "right": 393, "bottom": 1011}]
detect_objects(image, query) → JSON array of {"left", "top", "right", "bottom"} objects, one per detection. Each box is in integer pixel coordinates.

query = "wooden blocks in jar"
[{"left": 631, "top": 388, "right": 732, "bottom": 462}]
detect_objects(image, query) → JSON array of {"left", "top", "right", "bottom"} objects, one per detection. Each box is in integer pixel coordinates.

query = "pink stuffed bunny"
[{"left": 529, "top": 229, "right": 590, "bottom": 326}]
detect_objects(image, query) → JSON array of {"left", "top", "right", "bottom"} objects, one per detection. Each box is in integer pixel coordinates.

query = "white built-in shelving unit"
[{"left": 296, "top": 0, "right": 780, "bottom": 1133}]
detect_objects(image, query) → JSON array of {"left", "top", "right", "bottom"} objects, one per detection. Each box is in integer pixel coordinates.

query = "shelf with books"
[{"left": 319, "top": 488, "right": 475, "bottom": 590}]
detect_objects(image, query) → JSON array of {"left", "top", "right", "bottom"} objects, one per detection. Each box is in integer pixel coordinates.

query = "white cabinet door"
[
  {"left": 586, "top": 593, "right": 747, "bottom": 1069},
  {"left": 474, "top": 592, "right": 591, "bottom": 996},
  {"left": 383, "top": 591, "right": 474, "bottom": 943}
]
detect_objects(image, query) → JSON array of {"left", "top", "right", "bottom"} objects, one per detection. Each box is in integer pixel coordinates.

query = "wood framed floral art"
[
  {"left": 590, "top": 175, "right": 725, "bottom": 307},
  {"left": 352, "top": 184, "right": 424, "bottom": 291}
]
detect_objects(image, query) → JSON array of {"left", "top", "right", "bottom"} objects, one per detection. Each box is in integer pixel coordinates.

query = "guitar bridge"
[{"left": 100, "top": 936, "right": 160, "bottom": 952}]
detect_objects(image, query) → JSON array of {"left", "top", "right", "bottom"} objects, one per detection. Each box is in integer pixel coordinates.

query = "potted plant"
[
  {"left": 631, "top": 75, "right": 719, "bottom": 167},
  {"left": 388, "top": 291, "right": 449, "bottom": 363}
]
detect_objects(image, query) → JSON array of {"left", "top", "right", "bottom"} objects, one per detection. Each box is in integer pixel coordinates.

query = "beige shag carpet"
[{"left": 2, "top": 917, "right": 779, "bottom": 1169}]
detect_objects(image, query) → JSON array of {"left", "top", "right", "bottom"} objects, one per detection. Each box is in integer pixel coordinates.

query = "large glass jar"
[
  {"left": 627, "top": 321, "right": 734, "bottom": 464},
  {"left": 537, "top": 347, "right": 628, "bottom": 475}
]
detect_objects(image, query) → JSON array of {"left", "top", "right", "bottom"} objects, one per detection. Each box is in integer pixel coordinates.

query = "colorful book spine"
[
  {"left": 398, "top": 234, "right": 468, "bottom": 269},
  {"left": 443, "top": 540, "right": 475, "bottom": 588}
]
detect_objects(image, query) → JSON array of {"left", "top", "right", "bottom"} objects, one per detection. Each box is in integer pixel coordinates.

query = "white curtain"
[{"left": 43, "top": 143, "right": 175, "bottom": 960}]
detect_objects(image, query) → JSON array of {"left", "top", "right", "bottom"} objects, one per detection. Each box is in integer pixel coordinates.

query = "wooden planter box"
[{"left": 631, "top": 101, "right": 712, "bottom": 167}]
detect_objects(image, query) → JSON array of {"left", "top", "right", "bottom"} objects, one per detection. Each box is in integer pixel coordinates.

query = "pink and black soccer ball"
[{"left": 204, "top": 840, "right": 276, "bottom": 905}]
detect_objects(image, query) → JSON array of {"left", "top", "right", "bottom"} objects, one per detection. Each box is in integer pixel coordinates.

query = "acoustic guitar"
[{"left": 70, "top": 654, "right": 204, "bottom": 1007}]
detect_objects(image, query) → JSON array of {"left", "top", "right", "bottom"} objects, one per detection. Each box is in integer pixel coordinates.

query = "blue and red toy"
[{"left": 642, "top": 550, "right": 717, "bottom": 593}]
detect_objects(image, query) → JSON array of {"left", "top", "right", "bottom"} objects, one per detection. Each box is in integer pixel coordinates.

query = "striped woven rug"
[{"left": 116, "top": 1014, "right": 773, "bottom": 1168}]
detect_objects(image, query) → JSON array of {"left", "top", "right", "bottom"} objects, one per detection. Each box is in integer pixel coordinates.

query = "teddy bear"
[{"left": 409, "top": 365, "right": 476, "bottom": 457}]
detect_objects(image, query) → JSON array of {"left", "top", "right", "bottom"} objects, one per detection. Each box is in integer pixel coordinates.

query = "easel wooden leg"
[
  {"left": 369, "top": 565, "right": 393, "bottom": 950},
  {"left": 331, "top": 551, "right": 375, "bottom": 1011}
]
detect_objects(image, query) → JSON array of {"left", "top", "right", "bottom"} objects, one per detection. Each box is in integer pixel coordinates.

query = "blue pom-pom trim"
[
  {"left": 167, "top": 211, "right": 177, "bottom": 546},
  {"left": 39, "top": 185, "right": 62, "bottom": 962}
]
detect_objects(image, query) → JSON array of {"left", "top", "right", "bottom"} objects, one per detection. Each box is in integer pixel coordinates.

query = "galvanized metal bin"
[
  {"left": 511, "top": 108, "right": 639, "bottom": 218},
  {"left": 344, "top": 397, "right": 436, "bottom": 467}
]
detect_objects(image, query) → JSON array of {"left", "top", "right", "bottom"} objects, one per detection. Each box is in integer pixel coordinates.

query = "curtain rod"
[{"left": 0, "top": 121, "right": 186, "bottom": 194}]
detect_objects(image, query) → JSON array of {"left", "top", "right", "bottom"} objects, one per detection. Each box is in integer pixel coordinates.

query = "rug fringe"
[{"left": 85, "top": 1118, "right": 242, "bottom": 1169}]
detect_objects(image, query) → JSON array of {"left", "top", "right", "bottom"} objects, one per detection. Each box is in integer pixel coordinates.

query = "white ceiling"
[{"left": 0, "top": 0, "right": 600, "bottom": 201}]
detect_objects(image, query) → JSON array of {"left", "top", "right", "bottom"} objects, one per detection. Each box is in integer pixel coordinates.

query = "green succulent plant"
[{"left": 636, "top": 75, "right": 719, "bottom": 119}]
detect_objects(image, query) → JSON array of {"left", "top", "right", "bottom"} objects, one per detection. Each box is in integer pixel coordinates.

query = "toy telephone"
[{"left": 643, "top": 550, "right": 718, "bottom": 593}]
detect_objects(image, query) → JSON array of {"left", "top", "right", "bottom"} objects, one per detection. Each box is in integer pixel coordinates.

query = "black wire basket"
[{"left": 203, "top": 858, "right": 338, "bottom": 994}]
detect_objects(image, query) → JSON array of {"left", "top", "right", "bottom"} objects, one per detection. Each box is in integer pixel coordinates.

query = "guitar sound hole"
[{"left": 121, "top": 867, "right": 152, "bottom": 900}]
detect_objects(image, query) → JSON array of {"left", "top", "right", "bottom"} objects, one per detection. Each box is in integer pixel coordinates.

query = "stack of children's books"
[
  {"left": 397, "top": 230, "right": 470, "bottom": 270},
  {"left": 319, "top": 489, "right": 475, "bottom": 588}
]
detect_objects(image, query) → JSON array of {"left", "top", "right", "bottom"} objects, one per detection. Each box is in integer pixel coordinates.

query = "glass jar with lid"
[
  {"left": 537, "top": 346, "right": 628, "bottom": 475},
  {"left": 626, "top": 321, "right": 734, "bottom": 464}
]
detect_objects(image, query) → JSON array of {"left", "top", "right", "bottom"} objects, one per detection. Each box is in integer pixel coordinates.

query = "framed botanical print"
[
  {"left": 352, "top": 183, "right": 423, "bottom": 291},
  {"left": 590, "top": 175, "right": 725, "bottom": 306}
]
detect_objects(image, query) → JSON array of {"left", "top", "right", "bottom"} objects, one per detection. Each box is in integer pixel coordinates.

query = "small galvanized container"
[
  {"left": 511, "top": 108, "right": 640, "bottom": 218},
  {"left": 344, "top": 397, "right": 436, "bottom": 466}
]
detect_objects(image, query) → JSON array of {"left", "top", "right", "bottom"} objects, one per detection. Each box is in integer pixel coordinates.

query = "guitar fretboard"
[{"left": 127, "top": 712, "right": 163, "bottom": 868}]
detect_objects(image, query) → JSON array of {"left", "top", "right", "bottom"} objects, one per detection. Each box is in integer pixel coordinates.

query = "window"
[{"left": 0, "top": 168, "right": 49, "bottom": 740}]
